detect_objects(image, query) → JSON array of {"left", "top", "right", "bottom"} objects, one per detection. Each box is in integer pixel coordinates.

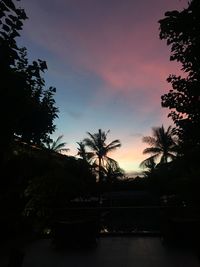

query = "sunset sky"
[{"left": 18, "top": 0, "right": 188, "bottom": 175}]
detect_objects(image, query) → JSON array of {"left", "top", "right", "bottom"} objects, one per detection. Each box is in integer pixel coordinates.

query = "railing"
[
  {"left": 52, "top": 205, "right": 200, "bottom": 235},
  {"left": 99, "top": 206, "right": 161, "bottom": 234}
]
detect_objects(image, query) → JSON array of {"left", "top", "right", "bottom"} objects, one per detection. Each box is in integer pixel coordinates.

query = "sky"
[{"left": 18, "top": 0, "right": 188, "bottom": 176}]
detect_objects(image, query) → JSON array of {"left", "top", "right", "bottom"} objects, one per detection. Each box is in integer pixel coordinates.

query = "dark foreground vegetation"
[{"left": 0, "top": 0, "right": 200, "bottom": 256}]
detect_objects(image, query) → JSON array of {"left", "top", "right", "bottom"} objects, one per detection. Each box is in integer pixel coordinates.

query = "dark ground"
[{"left": 1, "top": 236, "right": 200, "bottom": 267}]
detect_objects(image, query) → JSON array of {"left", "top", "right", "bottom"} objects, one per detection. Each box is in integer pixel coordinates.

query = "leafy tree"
[
  {"left": 23, "top": 154, "right": 96, "bottom": 230},
  {"left": 44, "top": 135, "right": 69, "bottom": 154},
  {"left": 159, "top": 0, "right": 200, "bottom": 154},
  {"left": 0, "top": 0, "right": 58, "bottom": 162},
  {"left": 140, "top": 125, "right": 178, "bottom": 168},
  {"left": 83, "top": 129, "right": 121, "bottom": 183},
  {"left": 0, "top": 0, "right": 27, "bottom": 153}
]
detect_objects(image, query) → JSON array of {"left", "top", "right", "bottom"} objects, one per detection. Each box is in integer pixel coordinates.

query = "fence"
[{"left": 52, "top": 205, "right": 200, "bottom": 235}]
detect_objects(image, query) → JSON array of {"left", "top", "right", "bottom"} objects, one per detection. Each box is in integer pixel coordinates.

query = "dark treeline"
[
  {"left": 0, "top": 0, "right": 60, "bottom": 238},
  {"left": 139, "top": 0, "right": 200, "bottom": 205}
]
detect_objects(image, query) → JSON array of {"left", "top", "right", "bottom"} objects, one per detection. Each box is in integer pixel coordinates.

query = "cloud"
[
  {"left": 22, "top": 0, "right": 185, "bottom": 122},
  {"left": 66, "top": 110, "right": 83, "bottom": 119}
]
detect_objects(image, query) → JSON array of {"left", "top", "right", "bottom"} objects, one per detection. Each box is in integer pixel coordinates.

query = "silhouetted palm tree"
[
  {"left": 140, "top": 157, "right": 157, "bottom": 177},
  {"left": 45, "top": 135, "right": 69, "bottom": 154},
  {"left": 76, "top": 141, "right": 94, "bottom": 163},
  {"left": 140, "top": 125, "right": 178, "bottom": 167},
  {"left": 103, "top": 160, "right": 125, "bottom": 183},
  {"left": 83, "top": 129, "right": 121, "bottom": 183}
]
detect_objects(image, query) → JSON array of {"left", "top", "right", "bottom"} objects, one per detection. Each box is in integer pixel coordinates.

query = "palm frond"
[
  {"left": 106, "top": 139, "right": 121, "bottom": 151},
  {"left": 143, "top": 147, "right": 161, "bottom": 155},
  {"left": 142, "top": 136, "right": 156, "bottom": 146},
  {"left": 44, "top": 135, "right": 69, "bottom": 153},
  {"left": 105, "top": 156, "right": 118, "bottom": 167},
  {"left": 84, "top": 136, "right": 98, "bottom": 151},
  {"left": 140, "top": 155, "right": 158, "bottom": 169},
  {"left": 141, "top": 125, "right": 179, "bottom": 167}
]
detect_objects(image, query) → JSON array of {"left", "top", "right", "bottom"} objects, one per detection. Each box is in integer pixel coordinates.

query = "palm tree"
[
  {"left": 45, "top": 135, "right": 69, "bottom": 154},
  {"left": 140, "top": 157, "right": 157, "bottom": 177},
  {"left": 103, "top": 160, "right": 125, "bottom": 183},
  {"left": 140, "top": 125, "right": 178, "bottom": 168},
  {"left": 76, "top": 141, "right": 94, "bottom": 163},
  {"left": 83, "top": 129, "right": 121, "bottom": 183}
]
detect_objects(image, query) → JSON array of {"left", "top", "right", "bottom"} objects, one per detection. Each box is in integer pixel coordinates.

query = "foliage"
[
  {"left": 0, "top": 0, "right": 58, "bottom": 159},
  {"left": 44, "top": 135, "right": 69, "bottom": 153},
  {"left": 141, "top": 157, "right": 157, "bottom": 178},
  {"left": 140, "top": 125, "right": 178, "bottom": 169},
  {"left": 77, "top": 141, "right": 94, "bottom": 163},
  {"left": 0, "top": 134, "right": 96, "bottom": 236},
  {"left": 12, "top": 48, "right": 58, "bottom": 144},
  {"left": 159, "top": 0, "right": 200, "bottom": 153},
  {"left": 24, "top": 154, "right": 96, "bottom": 219},
  {"left": 83, "top": 129, "right": 121, "bottom": 183},
  {"left": 102, "top": 160, "right": 125, "bottom": 184}
]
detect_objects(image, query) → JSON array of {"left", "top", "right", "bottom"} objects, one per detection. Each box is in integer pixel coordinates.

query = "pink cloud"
[
  {"left": 22, "top": 1, "right": 186, "bottom": 107},
  {"left": 23, "top": 0, "right": 184, "bottom": 91}
]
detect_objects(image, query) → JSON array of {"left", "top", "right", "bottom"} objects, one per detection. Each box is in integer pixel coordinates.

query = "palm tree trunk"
[
  {"left": 98, "top": 156, "right": 103, "bottom": 206},
  {"left": 98, "top": 156, "right": 102, "bottom": 184}
]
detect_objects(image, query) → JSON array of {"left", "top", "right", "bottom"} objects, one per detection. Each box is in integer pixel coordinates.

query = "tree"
[
  {"left": 23, "top": 155, "right": 96, "bottom": 229},
  {"left": 83, "top": 129, "right": 121, "bottom": 183},
  {"left": 0, "top": 0, "right": 58, "bottom": 162},
  {"left": 0, "top": 0, "right": 27, "bottom": 154},
  {"left": 13, "top": 48, "right": 58, "bottom": 145},
  {"left": 140, "top": 125, "right": 178, "bottom": 168},
  {"left": 76, "top": 141, "right": 94, "bottom": 163},
  {"left": 103, "top": 160, "right": 125, "bottom": 184},
  {"left": 140, "top": 157, "right": 157, "bottom": 178},
  {"left": 159, "top": 0, "right": 200, "bottom": 154},
  {"left": 44, "top": 135, "right": 69, "bottom": 154}
]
